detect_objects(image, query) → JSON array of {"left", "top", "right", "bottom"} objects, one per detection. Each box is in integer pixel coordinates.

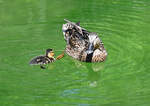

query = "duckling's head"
[{"left": 46, "top": 49, "right": 54, "bottom": 58}]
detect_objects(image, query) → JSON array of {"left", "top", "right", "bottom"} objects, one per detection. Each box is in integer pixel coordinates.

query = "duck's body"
[{"left": 62, "top": 19, "right": 107, "bottom": 62}]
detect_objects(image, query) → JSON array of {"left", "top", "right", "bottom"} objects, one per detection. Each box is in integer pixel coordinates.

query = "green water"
[{"left": 0, "top": 0, "right": 150, "bottom": 105}]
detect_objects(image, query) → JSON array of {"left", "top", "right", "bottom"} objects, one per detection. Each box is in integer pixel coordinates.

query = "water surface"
[{"left": 0, "top": 0, "right": 150, "bottom": 105}]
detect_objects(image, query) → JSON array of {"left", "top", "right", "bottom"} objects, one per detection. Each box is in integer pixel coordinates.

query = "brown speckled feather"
[{"left": 62, "top": 20, "right": 107, "bottom": 62}]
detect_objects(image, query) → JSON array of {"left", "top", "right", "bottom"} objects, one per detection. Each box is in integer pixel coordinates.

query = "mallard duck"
[
  {"left": 29, "top": 49, "right": 55, "bottom": 69},
  {"left": 62, "top": 19, "right": 107, "bottom": 62}
]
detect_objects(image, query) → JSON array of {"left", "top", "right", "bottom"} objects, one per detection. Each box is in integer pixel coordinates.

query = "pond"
[{"left": 0, "top": 0, "right": 150, "bottom": 105}]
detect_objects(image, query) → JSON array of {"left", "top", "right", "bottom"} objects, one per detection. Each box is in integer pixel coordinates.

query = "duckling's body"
[
  {"left": 29, "top": 49, "right": 55, "bottom": 69},
  {"left": 62, "top": 19, "right": 107, "bottom": 62},
  {"left": 29, "top": 55, "right": 55, "bottom": 65}
]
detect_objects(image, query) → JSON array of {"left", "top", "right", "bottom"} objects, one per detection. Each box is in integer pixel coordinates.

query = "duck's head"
[
  {"left": 62, "top": 19, "right": 81, "bottom": 41},
  {"left": 46, "top": 49, "right": 54, "bottom": 58},
  {"left": 86, "top": 34, "right": 101, "bottom": 54}
]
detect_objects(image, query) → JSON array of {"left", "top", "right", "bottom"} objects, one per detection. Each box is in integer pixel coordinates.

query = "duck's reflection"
[
  {"left": 73, "top": 59, "right": 105, "bottom": 87},
  {"left": 47, "top": 56, "right": 105, "bottom": 87}
]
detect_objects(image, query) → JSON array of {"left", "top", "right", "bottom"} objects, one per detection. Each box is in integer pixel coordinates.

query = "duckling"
[
  {"left": 29, "top": 49, "right": 55, "bottom": 69},
  {"left": 62, "top": 19, "right": 107, "bottom": 62}
]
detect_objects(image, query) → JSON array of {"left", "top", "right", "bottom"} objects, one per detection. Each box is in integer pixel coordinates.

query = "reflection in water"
[
  {"left": 87, "top": 62, "right": 105, "bottom": 87},
  {"left": 47, "top": 62, "right": 55, "bottom": 70},
  {"left": 47, "top": 56, "right": 105, "bottom": 88},
  {"left": 73, "top": 58, "right": 105, "bottom": 87}
]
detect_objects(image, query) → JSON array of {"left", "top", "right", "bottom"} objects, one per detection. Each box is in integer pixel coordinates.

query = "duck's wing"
[
  {"left": 92, "top": 49, "right": 107, "bottom": 62},
  {"left": 29, "top": 55, "right": 46, "bottom": 65}
]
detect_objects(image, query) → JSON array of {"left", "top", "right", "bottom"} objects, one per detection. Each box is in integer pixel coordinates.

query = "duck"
[
  {"left": 62, "top": 19, "right": 107, "bottom": 62},
  {"left": 29, "top": 49, "right": 55, "bottom": 69}
]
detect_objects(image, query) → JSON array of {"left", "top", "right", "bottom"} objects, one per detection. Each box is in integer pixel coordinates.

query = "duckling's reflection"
[
  {"left": 73, "top": 59, "right": 105, "bottom": 87},
  {"left": 47, "top": 63, "right": 55, "bottom": 70}
]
